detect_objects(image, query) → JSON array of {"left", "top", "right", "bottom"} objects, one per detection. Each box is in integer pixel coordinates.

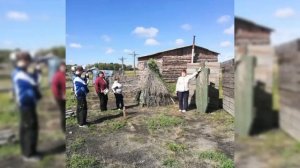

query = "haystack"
[{"left": 137, "top": 68, "right": 174, "bottom": 107}]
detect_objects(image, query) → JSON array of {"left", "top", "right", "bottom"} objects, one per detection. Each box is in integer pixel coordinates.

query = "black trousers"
[
  {"left": 178, "top": 91, "right": 189, "bottom": 110},
  {"left": 76, "top": 98, "right": 87, "bottom": 126},
  {"left": 98, "top": 93, "right": 108, "bottom": 111},
  {"left": 55, "top": 99, "right": 66, "bottom": 132},
  {"left": 114, "top": 93, "right": 124, "bottom": 109},
  {"left": 19, "top": 105, "right": 38, "bottom": 157}
]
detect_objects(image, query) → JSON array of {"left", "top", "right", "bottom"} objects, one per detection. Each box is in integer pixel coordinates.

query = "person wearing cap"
[
  {"left": 73, "top": 66, "right": 89, "bottom": 128},
  {"left": 111, "top": 76, "right": 124, "bottom": 110},
  {"left": 51, "top": 62, "right": 66, "bottom": 132},
  {"left": 11, "top": 51, "right": 42, "bottom": 161},
  {"left": 95, "top": 71, "right": 109, "bottom": 111},
  {"left": 176, "top": 67, "right": 202, "bottom": 113}
]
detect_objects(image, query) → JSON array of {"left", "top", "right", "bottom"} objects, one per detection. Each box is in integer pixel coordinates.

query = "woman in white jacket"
[
  {"left": 176, "top": 68, "right": 201, "bottom": 113},
  {"left": 111, "top": 77, "right": 124, "bottom": 110}
]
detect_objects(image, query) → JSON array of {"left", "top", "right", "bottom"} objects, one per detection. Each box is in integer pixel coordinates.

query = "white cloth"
[
  {"left": 111, "top": 81, "right": 122, "bottom": 94},
  {"left": 175, "top": 72, "right": 198, "bottom": 92}
]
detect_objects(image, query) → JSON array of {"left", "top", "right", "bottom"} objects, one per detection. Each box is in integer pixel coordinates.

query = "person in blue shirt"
[
  {"left": 11, "top": 51, "right": 42, "bottom": 161},
  {"left": 73, "top": 66, "right": 89, "bottom": 128}
]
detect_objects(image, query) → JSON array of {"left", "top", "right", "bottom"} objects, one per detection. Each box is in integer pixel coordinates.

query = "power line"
[
  {"left": 128, "top": 51, "right": 139, "bottom": 76},
  {"left": 118, "top": 56, "right": 126, "bottom": 75}
]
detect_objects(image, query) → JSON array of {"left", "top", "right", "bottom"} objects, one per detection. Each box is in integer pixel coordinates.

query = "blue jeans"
[{"left": 177, "top": 91, "right": 189, "bottom": 110}]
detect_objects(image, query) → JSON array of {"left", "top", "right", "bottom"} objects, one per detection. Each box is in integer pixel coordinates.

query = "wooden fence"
[
  {"left": 276, "top": 39, "right": 300, "bottom": 140},
  {"left": 221, "top": 59, "right": 235, "bottom": 116}
]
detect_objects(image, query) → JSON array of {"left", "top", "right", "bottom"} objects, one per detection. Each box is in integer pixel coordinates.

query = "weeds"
[
  {"left": 68, "top": 154, "right": 99, "bottom": 168},
  {"left": 162, "top": 157, "right": 181, "bottom": 168},
  {"left": 147, "top": 114, "right": 184, "bottom": 130},
  {"left": 166, "top": 142, "right": 187, "bottom": 153},
  {"left": 198, "top": 150, "right": 234, "bottom": 168}
]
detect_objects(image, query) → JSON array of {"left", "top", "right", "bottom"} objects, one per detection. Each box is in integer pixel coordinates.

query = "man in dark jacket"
[{"left": 73, "top": 66, "right": 89, "bottom": 128}]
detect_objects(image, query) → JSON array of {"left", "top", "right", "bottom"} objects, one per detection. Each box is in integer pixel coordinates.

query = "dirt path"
[{"left": 66, "top": 91, "right": 234, "bottom": 168}]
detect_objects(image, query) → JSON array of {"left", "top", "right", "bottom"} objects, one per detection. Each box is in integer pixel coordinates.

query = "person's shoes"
[
  {"left": 118, "top": 108, "right": 121, "bottom": 111},
  {"left": 79, "top": 125, "right": 88, "bottom": 128},
  {"left": 22, "top": 155, "right": 41, "bottom": 162},
  {"left": 181, "top": 110, "right": 186, "bottom": 113}
]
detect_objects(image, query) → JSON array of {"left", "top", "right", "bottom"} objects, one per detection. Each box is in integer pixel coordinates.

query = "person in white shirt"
[
  {"left": 111, "top": 77, "right": 124, "bottom": 110},
  {"left": 176, "top": 68, "right": 202, "bottom": 113}
]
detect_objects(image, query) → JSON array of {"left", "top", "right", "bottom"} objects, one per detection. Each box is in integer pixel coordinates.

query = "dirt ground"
[
  {"left": 0, "top": 89, "right": 66, "bottom": 168},
  {"left": 235, "top": 130, "right": 300, "bottom": 168},
  {"left": 66, "top": 88, "right": 234, "bottom": 168}
]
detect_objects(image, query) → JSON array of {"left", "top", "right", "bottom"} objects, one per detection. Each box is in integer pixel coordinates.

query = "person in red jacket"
[
  {"left": 95, "top": 71, "right": 108, "bottom": 111},
  {"left": 51, "top": 62, "right": 66, "bottom": 132}
]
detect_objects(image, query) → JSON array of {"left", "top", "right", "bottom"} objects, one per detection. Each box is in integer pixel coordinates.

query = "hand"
[{"left": 197, "top": 67, "right": 202, "bottom": 72}]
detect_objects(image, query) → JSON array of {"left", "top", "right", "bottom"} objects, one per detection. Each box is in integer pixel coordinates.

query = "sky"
[
  {"left": 67, "top": 0, "right": 234, "bottom": 66},
  {"left": 0, "top": 0, "right": 65, "bottom": 52},
  {"left": 235, "top": 0, "right": 300, "bottom": 46}
]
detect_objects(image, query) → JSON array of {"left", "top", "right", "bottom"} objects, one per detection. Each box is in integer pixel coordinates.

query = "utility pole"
[
  {"left": 119, "top": 56, "right": 126, "bottom": 75},
  {"left": 191, "top": 35, "right": 196, "bottom": 63},
  {"left": 129, "top": 51, "right": 139, "bottom": 76}
]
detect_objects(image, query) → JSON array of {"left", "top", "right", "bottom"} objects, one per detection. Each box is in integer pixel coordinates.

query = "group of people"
[
  {"left": 11, "top": 51, "right": 66, "bottom": 161},
  {"left": 10, "top": 51, "right": 201, "bottom": 161},
  {"left": 70, "top": 66, "right": 124, "bottom": 128}
]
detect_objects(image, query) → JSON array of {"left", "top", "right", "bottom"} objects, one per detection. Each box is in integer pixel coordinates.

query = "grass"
[
  {"left": 0, "top": 92, "right": 19, "bottom": 128},
  {"left": 124, "top": 70, "right": 136, "bottom": 77},
  {"left": 162, "top": 157, "right": 181, "bottom": 168},
  {"left": 146, "top": 114, "right": 184, "bottom": 130},
  {"left": 0, "top": 143, "right": 20, "bottom": 158},
  {"left": 205, "top": 109, "right": 234, "bottom": 127},
  {"left": 101, "top": 119, "right": 127, "bottom": 133},
  {"left": 70, "top": 137, "right": 85, "bottom": 151},
  {"left": 68, "top": 154, "right": 99, "bottom": 168},
  {"left": 198, "top": 150, "right": 234, "bottom": 168},
  {"left": 166, "top": 142, "right": 187, "bottom": 153},
  {"left": 66, "top": 89, "right": 76, "bottom": 110},
  {"left": 66, "top": 116, "right": 77, "bottom": 126}
]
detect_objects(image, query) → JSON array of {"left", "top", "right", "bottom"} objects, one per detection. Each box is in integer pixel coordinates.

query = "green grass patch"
[
  {"left": 70, "top": 137, "right": 85, "bottom": 151},
  {"left": 162, "top": 157, "right": 181, "bottom": 168},
  {"left": 66, "top": 117, "right": 77, "bottom": 126},
  {"left": 198, "top": 150, "right": 233, "bottom": 168},
  {"left": 206, "top": 110, "right": 234, "bottom": 127},
  {"left": 282, "top": 142, "right": 300, "bottom": 157},
  {"left": 66, "top": 90, "right": 76, "bottom": 109},
  {"left": 68, "top": 154, "right": 99, "bottom": 168},
  {"left": 101, "top": 119, "right": 127, "bottom": 133},
  {"left": 124, "top": 71, "right": 136, "bottom": 77},
  {"left": 166, "top": 142, "right": 187, "bottom": 153},
  {"left": 147, "top": 114, "right": 184, "bottom": 130},
  {"left": 0, "top": 143, "right": 20, "bottom": 158}
]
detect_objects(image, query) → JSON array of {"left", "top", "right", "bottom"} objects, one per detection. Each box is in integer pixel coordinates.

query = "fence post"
[
  {"left": 196, "top": 67, "right": 209, "bottom": 113},
  {"left": 235, "top": 55, "right": 255, "bottom": 136}
]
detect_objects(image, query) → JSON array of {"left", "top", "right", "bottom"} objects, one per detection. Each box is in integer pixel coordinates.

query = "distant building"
[
  {"left": 137, "top": 45, "right": 219, "bottom": 83},
  {"left": 235, "top": 17, "right": 273, "bottom": 46}
]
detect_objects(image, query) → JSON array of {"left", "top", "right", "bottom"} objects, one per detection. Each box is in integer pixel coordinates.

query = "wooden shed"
[
  {"left": 235, "top": 17, "right": 273, "bottom": 46},
  {"left": 137, "top": 45, "right": 219, "bottom": 83}
]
